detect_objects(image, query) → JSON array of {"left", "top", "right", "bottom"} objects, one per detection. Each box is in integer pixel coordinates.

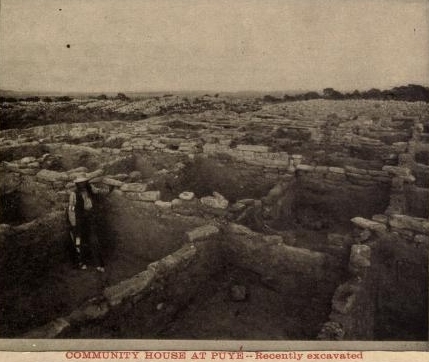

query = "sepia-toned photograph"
[{"left": 0, "top": 0, "right": 428, "bottom": 351}]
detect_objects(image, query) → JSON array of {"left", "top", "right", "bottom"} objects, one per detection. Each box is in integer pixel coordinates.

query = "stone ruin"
[{"left": 0, "top": 99, "right": 428, "bottom": 340}]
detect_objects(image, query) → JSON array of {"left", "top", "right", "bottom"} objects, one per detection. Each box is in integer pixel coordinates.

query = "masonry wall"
[
  {"left": 293, "top": 165, "right": 391, "bottom": 223},
  {"left": 55, "top": 240, "right": 223, "bottom": 338},
  {"left": 351, "top": 215, "right": 429, "bottom": 340},
  {"left": 222, "top": 226, "right": 345, "bottom": 337},
  {"left": 318, "top": 244, "right": 375, "bottom": 340}
]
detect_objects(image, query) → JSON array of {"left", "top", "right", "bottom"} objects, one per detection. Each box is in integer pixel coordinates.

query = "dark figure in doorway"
[{"left": 67, "top": 177, "right": 111, "bottom": 272}]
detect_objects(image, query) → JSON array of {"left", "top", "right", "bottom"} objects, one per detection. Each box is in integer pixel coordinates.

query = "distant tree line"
[
  {"left": 0, "top": 95, "right": 74, "bottom": 103},
  {"left": 264, "top": 84, "right": 429, "bottom": 103},
  {"left": 0, "top": 92, "right": 131, "bottom": 103}
]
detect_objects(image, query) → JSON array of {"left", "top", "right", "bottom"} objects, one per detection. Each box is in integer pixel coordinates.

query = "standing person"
[{"left": 68, "top": 177, "right": 106, "bottom": 272}]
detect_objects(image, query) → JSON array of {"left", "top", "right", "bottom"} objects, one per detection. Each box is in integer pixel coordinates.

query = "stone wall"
[
  {"left": 203, "top": 142, "right": 291, "bottom": 170},
  {"left": 222, "top": 224, "right": 344, "bottom": 337},
  {"left": 351, "top": 215, "right": 428, "bottom": 340},
  {"left": 318, "top": 244, "right": 375, "bottom": 340},
  {"left": 293, "top": 164, "right": 391, "bottom": 224},
  {"left": 0, "top": 211, "right": 70, "bottom": 288},
  {"left": 25, "top": 237, "right": 223, "bottom": 338},
  {"left": 22, "top": 222, "right": 346, "bottom": 339}
]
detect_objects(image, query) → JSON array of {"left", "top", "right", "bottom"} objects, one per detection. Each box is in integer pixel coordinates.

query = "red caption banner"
[{"left": 64, "top": 351, "right": 365, "bottom": 361}]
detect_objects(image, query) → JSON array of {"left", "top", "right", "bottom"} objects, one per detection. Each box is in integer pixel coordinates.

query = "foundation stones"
[
  {"left": 155, "top": 200, "right": 172, "bottom": 209},
  {"left": 349, "top": 244, "right": 371, "bottom": 276},
  {"left": 104, "top": 269, "right": 156, "bottom": 306},
  {"left": 120, "top": 183, "right": 148, "bottom": 193},
  {"left": 186, "top": 224, "right": 220, "bottom": 242},
  {"left": 36, "top": 169, "right": 68, "bottom": 183},
  {"left": 83, "top": 169, "right": 104, "bottom": 181},
  {"left": 317, "top": 321, "right": 345, "bottom": 340},
  {"left": 236, "top": 144, "right": 270, "bottom": 153},
  {"left": 331, "top": 283, "right": 359, "bottom": 314},
  {"left": 129, "top": 170, "right": 142, "bottom": 181},
  {"left": 23, "top": 318, "right": 70, "bottom": 338},
  {"left": 389, "top": 214, "right": 429, "bottom": 235},
  {"left": 382, "top": 166, "right": 415, "bottom": 183},
  {"left": 200, "top": 192, "right": 229, "bottom": 209},
  {"left": 228, "top": 223, "right": 257, "bottom": 236},
  {"left": 102, "top": 177, "right": 124, "bottom": 187},
  {"left": 179, "top": 191, "right": 195, "bottom": 201},
  {"left": 296, "top": 164, "right": 314, "bottom": 172},
  {"left": 351, "top": 217, "right": 387, "bottom": 233},
  {"left": 68, "top": 300, "right": 110, "bottom": 322},
  {"left": 171, "top": 198, "right": 183, "bottom": 207},
  {"left": 328, "top": 166, "right": 345, "bottom": 174}
]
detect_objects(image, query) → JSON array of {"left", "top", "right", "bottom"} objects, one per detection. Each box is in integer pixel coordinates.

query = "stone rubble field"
[{"left": 0, "top": 96, "right": 428, "bottom": 340}]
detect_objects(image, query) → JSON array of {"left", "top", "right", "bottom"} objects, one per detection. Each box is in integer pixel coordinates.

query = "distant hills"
[{"left": 0, "top": 84, "right": 428, "bottom": 102}]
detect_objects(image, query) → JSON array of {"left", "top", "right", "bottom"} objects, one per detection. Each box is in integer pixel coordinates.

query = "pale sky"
[{"left": 0, "top": 0, "right": 428, "bottom": 92}]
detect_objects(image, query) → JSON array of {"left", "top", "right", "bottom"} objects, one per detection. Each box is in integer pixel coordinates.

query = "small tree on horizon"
[{"left": 116, "top": 93, "right": 129, "bottom": 101}]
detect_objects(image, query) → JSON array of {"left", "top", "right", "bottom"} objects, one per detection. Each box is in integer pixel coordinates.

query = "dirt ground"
[
  {"left": 0, "top": 251, "right": 150, "bottom": 337},
  {"left": 0, "top": 213, "right": 196, "bottom": 337},
  {"left": 157, "top": 266, "right": 330, "bottom": 340}
]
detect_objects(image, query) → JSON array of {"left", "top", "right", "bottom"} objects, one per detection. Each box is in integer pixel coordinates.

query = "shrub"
[{"left": 116, "top": 93, "right": 129, "bottom": 101}]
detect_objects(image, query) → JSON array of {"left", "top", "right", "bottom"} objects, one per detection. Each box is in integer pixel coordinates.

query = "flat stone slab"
[
  {"left": 228, "top": 223, "right": 257, "bottom": 236},
  {"left": 179, "top": 191, "right": 195, "bottom": 201},
  {"left": 345, "top": 166, "right": 367, "bottom": 175},
  {"left": 382, "top": 166, "right": 411, "bottom": 177},
  {"left": 103, "top": 270, "right": 156, "bottom": 306},
  {"left": 120, "top": 183, "right": 148, "bottom": 193},
  {"left": 102, "top": 177, "right": 124, "bottom": 187},
  {"left": 200, "top": 192, "right": 228, "bottom": 209},
  {"left": 186, "top": 225, "right": 220, "bottom": 242},
  {"left": 296, "top": 164, "right": 314, "bottom": 172},
  {"left": 351, "top": 217, "right": 387, "bottom": 233},
  {"left": 236, "top": 144, "right": 270, "bottom": 153},
  {"left": 328, "top": 166, "right": 345, "bottom": 174},
  {"left": 389, "top": 214, "right": 429, "bottom": 235},
  {"left": 36, "top": 169, "right": 68, "bottom": 183}
]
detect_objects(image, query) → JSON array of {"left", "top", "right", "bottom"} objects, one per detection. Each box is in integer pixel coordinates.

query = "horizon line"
[{"left": 1, "top": 83, "right": 429, "bottom": 95}]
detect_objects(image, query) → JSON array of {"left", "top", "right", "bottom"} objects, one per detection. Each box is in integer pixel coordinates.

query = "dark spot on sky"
[
  {"left": 59, "top": 8, "right": 62, "bottom": 11},
  {"left": 66, "top": 44, "right": 70, "bottom": 48}
]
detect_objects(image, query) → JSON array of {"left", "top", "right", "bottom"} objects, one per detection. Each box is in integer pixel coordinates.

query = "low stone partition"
[
  {"left": 296, "top": 164, "right": 391, "bottom": 187},
  {"left": 222, "top": 223, "right": 345, "bottom": 338},
  {"left": 203, "top": 143, "right": 293, "bottom": 170},
  {"left": 318, "top": 244, "right": 375, "bottom": 340},
  {"left": 223, "top": 223, "right": 343, "bottom": 289},
  {"left": 24, "top": 235, "right": 223, "bottom": 338},
  {"left": 0, "top": 120, "right": 127, "bottom": 142},
  {"left": 0, "top": 141, "right": 44, "bottom": 162},
  {"left": 351, "top": 214, "right": 428, "bottom": 340},
  {"left": 351, "top": 214, "right": 429, "bottom": 244},
  {"left": 292, "top": 164, "right": 392, "bottom": 224},
  {"left": 120, "top": 137, "right": 201, "bottom": 155},
  {"left": 22, "top": 221, "right": 347, "bottom": 339}
]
